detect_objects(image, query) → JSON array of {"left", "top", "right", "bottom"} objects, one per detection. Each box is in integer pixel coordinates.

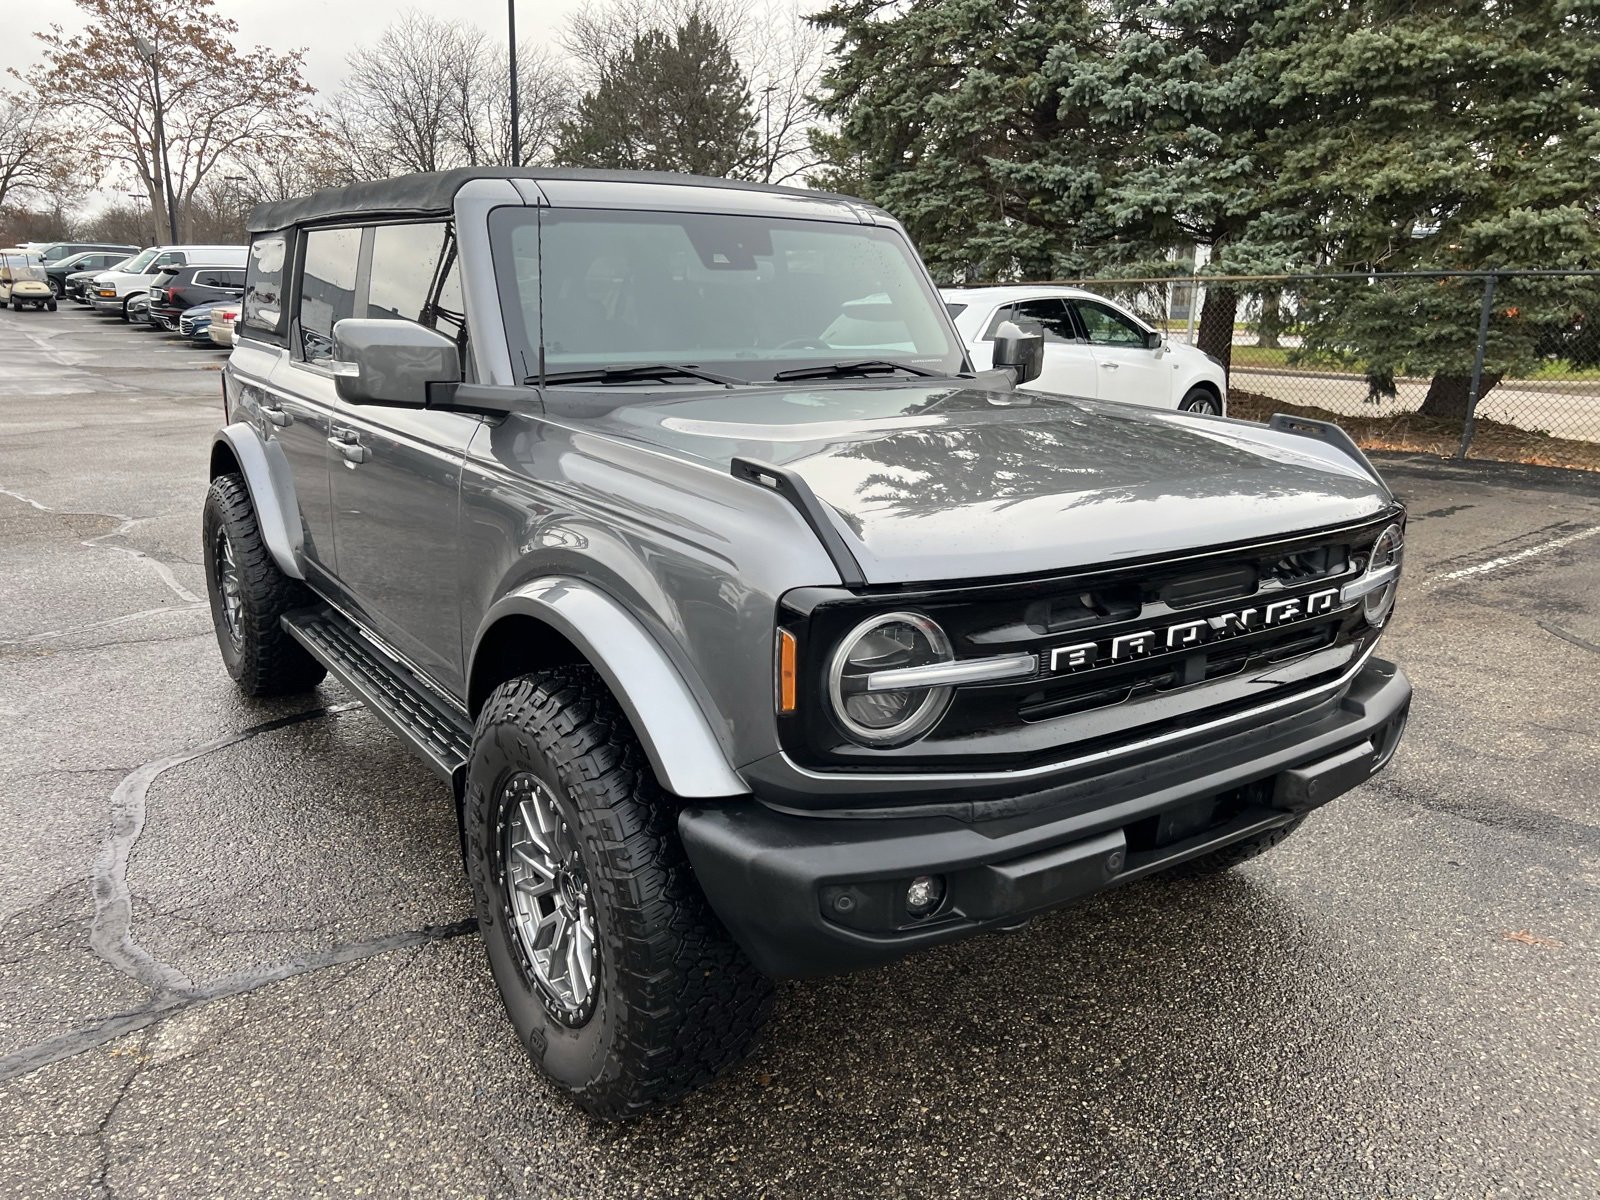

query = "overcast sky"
[{"left": 1, "top": 0, "right": 589, "bottom": 93}]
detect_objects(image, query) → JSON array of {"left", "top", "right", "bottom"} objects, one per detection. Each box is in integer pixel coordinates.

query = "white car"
[
  {"left": 90, "top": 244, "right": 247, "bottom": 321},
  {"left": 942, "top": 285, "right": 1226, "bottom": 414}
]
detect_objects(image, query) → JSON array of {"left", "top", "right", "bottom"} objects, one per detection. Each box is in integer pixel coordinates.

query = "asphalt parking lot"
[{"left": 1, "top": 302, "right": 1597, "bottom": 1199}]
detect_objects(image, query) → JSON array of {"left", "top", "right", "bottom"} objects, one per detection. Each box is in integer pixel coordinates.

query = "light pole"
[
  {"left": 133, "top": 35, "right": 180, "bottom": 244},
  {"left": 762, "top": 84, "right": 778, "bottom": 183},
  {"left": 507, "top": 0, "right": 520, "bottom": 167}
]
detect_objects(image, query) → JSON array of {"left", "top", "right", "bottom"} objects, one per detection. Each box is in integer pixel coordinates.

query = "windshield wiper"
[
  {"left": 770, "top": 359, "right": 945, "bottom": 382},
  {"left": 531, "top": 364, "right": 744, "bottom": 388}
]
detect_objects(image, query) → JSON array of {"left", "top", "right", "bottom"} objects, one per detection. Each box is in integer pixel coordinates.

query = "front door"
[
  {"left": 328, "top": 407, "right": 480, "bottom": 693},
  {"left": 1069, "top": 298, "right": 1175, "bottom": 408}
]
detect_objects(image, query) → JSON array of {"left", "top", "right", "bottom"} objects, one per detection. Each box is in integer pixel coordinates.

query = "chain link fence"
[{"left": 1055, "top": 270, "right": 1600, "bottom": 472}]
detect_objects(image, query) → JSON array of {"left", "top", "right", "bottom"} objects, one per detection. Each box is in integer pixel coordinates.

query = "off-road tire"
[
  {"left": 464, "top": 667, "right": 775, "bottom": 1120},
  {"left": 1163, "top": 817, "right": 1306, "bottom": 878},
  {"left": 1179, "top": 386, "right": 1223, "bottom": 416},
  {"left": 201, "top": 473, "right": 326, "bottom": 696}
]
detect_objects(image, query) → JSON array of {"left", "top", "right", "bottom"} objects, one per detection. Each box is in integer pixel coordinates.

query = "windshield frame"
[{"left": 488, "top": 205, "right": 969, "bottom": 390}]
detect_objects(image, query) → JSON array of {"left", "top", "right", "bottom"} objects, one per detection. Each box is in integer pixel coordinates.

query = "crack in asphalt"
[
  {"left": 0, "top": 602, "right": 208, "bottom": 649},
  {"left": 90, "top": 703, "right": 366, "bottom": 999},
  {"left": 0, "top": 486, "right": 201, "bottom": 605},
  {"left": 0, "top": 700, "right": 481, "bottom": 1088},
  {"left": 1538, "top": 620, "right": 1600, "bottom": 657},
  {"left": 0, "top": 920, "right": 477, "bottom": 1086}
]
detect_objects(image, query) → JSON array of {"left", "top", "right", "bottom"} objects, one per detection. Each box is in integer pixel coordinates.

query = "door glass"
[
  {"left": 367, "top": 222, "right": 466, "bottom": 344},
  {"left": 1010, "top": 298, "right": 1074, "bottom": 342},
  {"left": 1072, "top": 299, "right": 1148, "bottom": 346},
  {"left": 298, "top": 227, "right": 362, "bottom": 362}
]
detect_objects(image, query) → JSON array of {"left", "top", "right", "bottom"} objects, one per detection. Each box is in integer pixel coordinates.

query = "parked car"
[
  {"left": 90, "top": 244, "right": 246, "bottom": 321},
  {"left": 45, "top": 250, "right": 135, "bottom": 299},
  {"left": 147, "top": 264, "right": 246, "bottom": 330},
  {"left": 28, "top": 240, "right": 140, "bottom": 266},
  {"left": 178, "top": 300, "right": 228, "bottom": 344},
  {"left": 206, "top": 303, "right": 238, "bottom": 347},
  {"left": 204, "top": 167, "right": 1409, "bottom": 1119},
  {"left": 65, "top": 258, "right": 132, "bottom": 303},
  {"left": 0, "top": 250, "right": 55, "bottom": 310},
  {"left": 942, "top": 285, "right": 1227, "bottom": 414},
  {"left": 126, "top": 294, "right": 150, "bottom": 322}
]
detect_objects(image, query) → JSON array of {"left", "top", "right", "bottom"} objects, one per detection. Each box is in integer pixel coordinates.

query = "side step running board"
[{"left": 283, "top": 606, "right": 473, "bottom": 785}]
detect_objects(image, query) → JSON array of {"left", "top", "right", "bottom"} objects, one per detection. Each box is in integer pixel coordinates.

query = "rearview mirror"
[
  {"left": 991, "top": 320, "right": 1045, "bottom": 386},
  {"left": 331, "top": 318, "right": 461, "bottom": 408}
]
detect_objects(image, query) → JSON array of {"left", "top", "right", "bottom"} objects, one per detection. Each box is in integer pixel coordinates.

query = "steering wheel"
[{"left": 776, "top": 337, "right": 831, "bottom": 351}]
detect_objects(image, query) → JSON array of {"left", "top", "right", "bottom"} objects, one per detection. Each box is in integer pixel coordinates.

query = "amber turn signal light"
[{"left": 776, "top": 629, "right": 798, "bottom": 713}]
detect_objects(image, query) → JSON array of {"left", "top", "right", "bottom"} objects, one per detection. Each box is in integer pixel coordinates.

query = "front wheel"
[
  {"left": 464, "top": 667, "right": 774, "bottom": 1119},
  {"left": 1179, "top": 387, "right": 1223, "bottom": 416}
]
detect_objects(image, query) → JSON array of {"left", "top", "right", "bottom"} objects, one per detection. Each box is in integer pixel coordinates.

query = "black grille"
[{"left": 780, "top": 512, "right": 1399, "bottom": 772}]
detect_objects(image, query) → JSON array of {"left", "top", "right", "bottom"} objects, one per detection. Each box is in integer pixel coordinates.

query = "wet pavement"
[{"left": 1, "top": 303, "right": 1597, "bottom": 1198}]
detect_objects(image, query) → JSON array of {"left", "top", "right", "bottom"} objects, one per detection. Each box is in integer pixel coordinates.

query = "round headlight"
[
  {"left": 1361, "top": 523, "right": 1404, "bottom": 627},
  {"left": 827, "top": 612, "right": 954, "bottom": 746}
]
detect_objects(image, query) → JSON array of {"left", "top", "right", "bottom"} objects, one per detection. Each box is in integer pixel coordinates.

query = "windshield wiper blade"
[
  {"left": 770, "top": 359, "right": 944, "bottom": 382},
  {"left": 531, "top": 364, "right": 744, "bottom": 388}
]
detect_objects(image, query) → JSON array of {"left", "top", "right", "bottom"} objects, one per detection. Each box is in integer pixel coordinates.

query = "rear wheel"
[
  {"left": 1179, "top": 386, "right": 1223, "bottom": 416},
  {"left": 464, "top": 667, "right": 774, "bottom": 1119},
  {"left": 202, "top": 473, "right": 326, "bottom": 696}
]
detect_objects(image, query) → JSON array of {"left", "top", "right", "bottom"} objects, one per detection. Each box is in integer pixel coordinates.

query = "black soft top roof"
[{"left": 247, "top": 167, "right": 859, "bottom": 234}]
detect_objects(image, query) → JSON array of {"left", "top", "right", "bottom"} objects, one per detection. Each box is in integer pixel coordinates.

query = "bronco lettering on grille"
[{"left": 1048, "top": 587, "right": 1342, "bottom": 675}]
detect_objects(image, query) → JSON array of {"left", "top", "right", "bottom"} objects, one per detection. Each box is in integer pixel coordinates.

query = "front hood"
[{"left": 564, "top": 382, "right": 1391, "bottom": 584}]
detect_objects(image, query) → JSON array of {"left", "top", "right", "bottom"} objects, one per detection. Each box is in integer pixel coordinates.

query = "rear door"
[
  {"left": 1068, "top": 297, "right": 1175, "bottom": 408},
  {"left": 326, "top": 221, "right": 478, "bottom": 692}
]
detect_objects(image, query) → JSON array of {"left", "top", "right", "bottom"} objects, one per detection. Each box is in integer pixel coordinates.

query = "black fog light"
[{"left": 905, "top": 874, "right": 945, "bottom": 918}]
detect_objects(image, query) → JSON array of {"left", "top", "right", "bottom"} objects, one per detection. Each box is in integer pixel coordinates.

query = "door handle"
[
  {"left": 1100, "top": 362, "right": 1120, "bottom": 369},
  {"left": 328, "top": 431, "right": 370, "bottom": 464},
  {"left": 261, "top": 405, "right": 292, "bottom": 427}
]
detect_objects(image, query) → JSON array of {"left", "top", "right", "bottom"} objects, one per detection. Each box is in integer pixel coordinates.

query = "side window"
[
  {"left": 154, "top": 252, "right": 185, "bottom": 270},
  {"left": 297, "top": 227, "right": 362, "bottom": 362},
  {"left": 1072, "top": 299, "right": 1148, "bottom": 347},
  {"left": 1011, "top": 298, "right": 1074, "bottom": 342},
  {"left": 982, "top": 299, "right": 1073, "bottom": 342},
  {"left": 981, "top": 305, "right": 1015, "bottom": 339},
  {"left": 367, "top": 222, "right": 466, "bottom": 345},
  {"left": 243, "top": 234, "right": 287, "bottom": 336}
]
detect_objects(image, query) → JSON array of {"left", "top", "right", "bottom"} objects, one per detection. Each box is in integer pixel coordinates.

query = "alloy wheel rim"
[
  {"left": 213, "top": 529, "right": 244, "bottom": 647},
  {"left": 500, "top": 772, "right": 599, "bottom": 1026}
]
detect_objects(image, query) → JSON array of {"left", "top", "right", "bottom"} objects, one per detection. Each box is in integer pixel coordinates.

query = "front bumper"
[
  {"left": 90, "top": 295, "right": 123, "bottom": 313},
  {"left": 680, "top": 658, "right": 1410, "bottom": 978}
]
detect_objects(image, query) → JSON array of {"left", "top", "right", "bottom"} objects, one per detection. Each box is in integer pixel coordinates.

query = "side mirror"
[
  {"left": 331, "top": 318, "right": 461, "bottom": 408},
  {"left": 1144, "top": 329, "right": 1165, "bottom": 351},
  {"left": 991, "top": 320, "right": 1045, "bottom": 386}
]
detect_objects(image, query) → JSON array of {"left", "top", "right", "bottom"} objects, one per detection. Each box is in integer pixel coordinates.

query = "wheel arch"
[
  {"left": 468, "top": 581, "right": 748, "bottom": 800},
  {"left": 210, "top": 424, "right": 304, "bottom": 579}
]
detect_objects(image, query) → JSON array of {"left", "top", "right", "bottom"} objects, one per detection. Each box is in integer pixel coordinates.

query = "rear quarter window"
[{"left": 242, "top": 234, "right": 288, "bottom": 339}]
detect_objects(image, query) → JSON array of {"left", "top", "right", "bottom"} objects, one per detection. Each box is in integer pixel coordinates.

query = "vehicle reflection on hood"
[{"left": 544, "top": 381, "right": 1392, "bottom": 584}]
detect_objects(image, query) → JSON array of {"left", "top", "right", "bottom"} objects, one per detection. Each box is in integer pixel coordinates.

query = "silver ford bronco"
[{"left": 203, "top": 168, "right": 1411, "bottom": 1118}]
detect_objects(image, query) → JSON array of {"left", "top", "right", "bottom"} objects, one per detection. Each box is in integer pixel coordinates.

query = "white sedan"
[{"left": 942, "top": 285, "right": 1227, "bottom": 414}]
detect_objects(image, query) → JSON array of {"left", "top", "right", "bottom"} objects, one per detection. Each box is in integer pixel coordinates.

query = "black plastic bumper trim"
[{"left": 680, "top": 660, "right": 1411, "bottom": 978}]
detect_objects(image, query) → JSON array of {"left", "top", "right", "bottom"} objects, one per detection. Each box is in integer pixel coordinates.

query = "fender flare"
[
  {"left": 473, "top": 578, "right": 748, "bottom": 800},
  {"left": 212, "top": 423, "right": 304, "bottom": 579}
]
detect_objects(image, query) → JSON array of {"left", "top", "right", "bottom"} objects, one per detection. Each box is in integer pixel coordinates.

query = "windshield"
[
  {"left": 490, "top": 208, "right": 964, "bottom": 384},
  {"left": 118, "top": 248, "right": 160, "bottom": 274}
]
